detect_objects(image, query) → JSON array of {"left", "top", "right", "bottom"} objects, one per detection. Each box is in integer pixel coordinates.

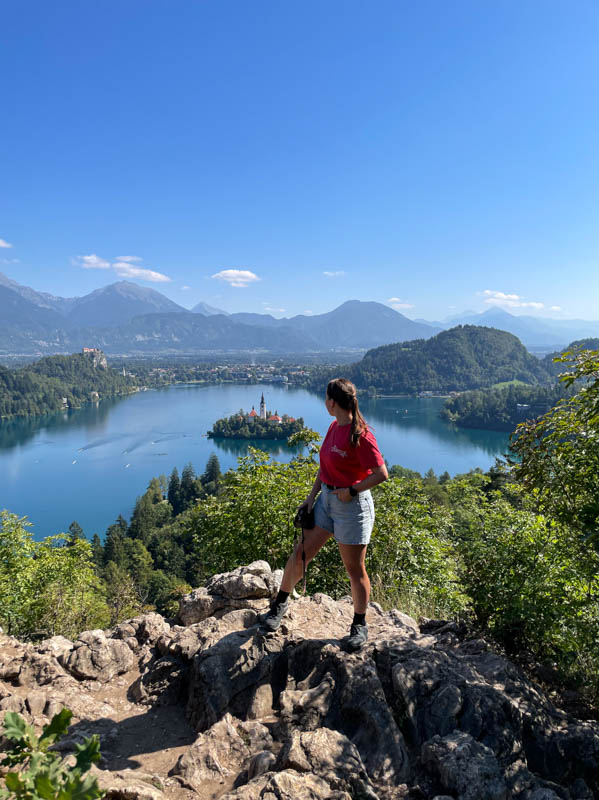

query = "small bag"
[{"left": 293, "top": 505, "right": 315, "bottom": 530}]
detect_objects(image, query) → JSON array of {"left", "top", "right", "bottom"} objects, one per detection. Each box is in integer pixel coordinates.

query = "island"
[{"left": 207, "top": 393, "right": 305, "bottom": 440}]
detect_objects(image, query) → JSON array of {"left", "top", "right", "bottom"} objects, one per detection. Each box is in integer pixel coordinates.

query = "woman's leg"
[
  {"left": 337, "top": 543, "right": 370, "bottom": 613},
  {"left": 280, "top": 525, "right": 333, "bottom": 592}
]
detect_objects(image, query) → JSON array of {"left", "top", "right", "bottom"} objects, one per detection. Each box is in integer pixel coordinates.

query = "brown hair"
[{"left": 327, "top": 377, "right": 368, "bottom": 448}]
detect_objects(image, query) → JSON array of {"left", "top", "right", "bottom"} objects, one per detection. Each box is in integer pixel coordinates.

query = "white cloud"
[
  {"left": 74, "top": 253, "right": 172, "bottom": 282},
  {"left": 481, "top": 289, "right": 545, "bottom": 310},
  {"left": 303, "top": 310, "right": 313, "bottom": 315},
  {"left": 550, "top": 305, "right": 562, "bottom": 312},
  {"left": 264, "top": 305, "right": 285, "bottom": 314},
  {"left": 211, "top": 269, "right": 261, "bottom": 288},
  {"left": 181, "top": 285, "right": 191, "bottom": 291},
  {"left": 387, "top": 296, "right": 414, "bottom": 311},
  {"left": 113, "top": 261, "right": 171, "bottom": 283},
  {"left": 76, "top": 254, "right": 111, "bottom": 270},
  {"left": 0, "top": 258, "right": 19, "bottom": 264},
  {"left": 0, "top": 238, "right": 13, "bottom": 248},
  {"left": 115, "top": 255, "right": 142, "bottom": 263},
  {"left": 323, "top": 270, "right": 346, "bottom": 278}
]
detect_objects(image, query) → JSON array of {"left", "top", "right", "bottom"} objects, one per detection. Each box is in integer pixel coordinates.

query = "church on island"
[
  {"left": 208, "top": 394, "right": 303, "bottom": 440},
  {"left": 244, "top": 393, "right": 295, "bottom": 425}
]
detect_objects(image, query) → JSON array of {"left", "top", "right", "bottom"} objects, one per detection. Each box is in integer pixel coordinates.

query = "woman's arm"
[
  {"left": 333, "top": 463, "right": 388, "bottom": 503},
  {"left": 303, "top": 468, "right": 322, "bottom": 511}
]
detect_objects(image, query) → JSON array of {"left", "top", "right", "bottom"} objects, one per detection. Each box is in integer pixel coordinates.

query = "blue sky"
[{"left": 1, "top": 1, "right": 598, "bottom": 320}]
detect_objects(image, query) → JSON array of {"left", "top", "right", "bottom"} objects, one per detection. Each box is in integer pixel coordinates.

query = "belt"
[{"left": 325, "top": 483, "right": 349, "bottom": 490}]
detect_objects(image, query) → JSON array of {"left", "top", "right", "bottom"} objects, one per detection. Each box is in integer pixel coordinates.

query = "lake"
[{"left": 0, "top": 384, "right": 510, "bottom": 539}]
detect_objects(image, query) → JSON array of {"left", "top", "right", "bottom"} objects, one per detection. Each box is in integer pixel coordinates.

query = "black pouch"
[{"left": 293, "top": 505, "right": 315, "bottom": 530}]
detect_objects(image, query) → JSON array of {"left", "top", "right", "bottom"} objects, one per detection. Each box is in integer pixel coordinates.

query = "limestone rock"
[
  {"left": 170, "top": 712, "right": 272, "bottom": 792},
  {"left": 3, "top": 562, "right": 599, "bottom": 800},
  {"left": 130, "top": 655, "right": 188, "bottom": 706},
  {"left": 178, "top": 561, "right": 280, "bottom": 625},
  {"left": 64, "top": 630, "right": 135, "bottom": 682},
  {"left": 91, "top": 766, "right": 164, "bottom": 800},
  {"left": 221, "top": 769, "right": 352, "bottom": 800},
  {"left": 277, "top": 728, "right": 379, "bottom": 799},
  {"left": 247, "top": 750, "right": 276, "bottom": 780},
  {"left": 421, "top": 730, "right": 507, "bottom": 800}
]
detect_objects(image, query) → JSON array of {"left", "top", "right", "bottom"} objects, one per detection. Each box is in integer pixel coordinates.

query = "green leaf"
[
  {"left": 74, "top": 736, "right": 102, "bottom": 773},
  {"left": 39, "top": 709, "right": 73, "bottom": 747},
  {"left": 60, "top": 773, "right": 105, "bottom": 800},
  {"left": 4, "top": 772, "right": 26, "bottom": 793},
  {"left": 2, "top": 711, "right": 31, "bottom": 743},
  {"left": 34, "top": 772, "right": 59, "bottom": 800}
]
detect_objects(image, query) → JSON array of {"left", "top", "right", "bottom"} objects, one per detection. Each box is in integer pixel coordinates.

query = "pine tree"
[
  {"left": 202, "top": 454, "right": 221, "bottom": 486},
  {"left": 90, "top": 533, "right": 104, "bottom": 569},
  {"left": 128, "top": 478, "right": 169, "bottom": 542},
  {"left": 67, "top": 521, "right": 85, "bottom": 545},
  {"left": 103, "top": 522, "right": 126, "bottom": 568},
  {"left": 167, "top": 467, "right": 182, "bottom": 516},
  {"left": 180, "top": 463, "right": 199, "bottom": 511}
]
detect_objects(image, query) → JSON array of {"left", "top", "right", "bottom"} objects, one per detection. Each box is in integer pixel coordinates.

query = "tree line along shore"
[{"left": 1, "top": 328, "right": 598, "bottom": 434}]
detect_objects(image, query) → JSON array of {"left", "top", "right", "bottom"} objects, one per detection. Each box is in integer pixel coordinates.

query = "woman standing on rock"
[{"left": 262, "top": 377, "right": 388, "bottom": 651}]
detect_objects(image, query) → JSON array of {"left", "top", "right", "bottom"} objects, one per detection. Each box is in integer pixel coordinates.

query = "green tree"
[
  {"left": 368, "top": 479, "right": 465, "bottom": 617},
  {"left": 128, "top": 478, "right": 171, "bottom": 542},
  {"left": 180, "top": 463, "right": 200, "bottom": 511},
  {"left": 0, "top": 512, "right": 35, "bottom": 635},
  {"left": 90, "top": 534, "right": 104, "bottom": 569},
  {"left": 186, "top": 448, "right": 315, "bottom": 581},
  {"left": 511, "top": 348, "right": 599, "bottom": 541},
  {"left": 103, "top": 561, "right": 142, "bottom": 626},
  {"left": 0, "top": 512, "right": 108, "bottom": 639},
  {"left": 123, "top": 539, "right": 154, "bottom": 602},
  {"left": 103, "top": 517, "right": 127, "bottom": 567},
  {"left": 167, "top": 467, "right": 182, "bottom": 516},
  {"left": 202, "top": 454, "right": 221, "bottom": 486},
  {"left": 67, "top": 521, "right": 85, "bottom": 545}
]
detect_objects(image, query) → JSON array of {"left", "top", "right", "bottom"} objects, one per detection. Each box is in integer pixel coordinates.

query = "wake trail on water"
[
  {"left": 151, "top": 433, "right": 186, "bottom": 444},
  {"left": 122, "top": 436, "right": 150, "bottom": 454},
  {"left": 78, "top": 434, "right": 128, "bottom": 452}
]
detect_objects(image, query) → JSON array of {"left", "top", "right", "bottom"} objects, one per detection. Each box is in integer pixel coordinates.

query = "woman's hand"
[
  {"left": 299, "top": 496, "right": 315, "bottom": 513},
  {"left": 332, "top": 488, "right": 353, "bottom": 503}
]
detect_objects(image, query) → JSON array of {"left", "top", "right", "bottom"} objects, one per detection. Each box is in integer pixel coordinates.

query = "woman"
[{"left": 262, "top": 377, "right": 388, "bottom": 651}]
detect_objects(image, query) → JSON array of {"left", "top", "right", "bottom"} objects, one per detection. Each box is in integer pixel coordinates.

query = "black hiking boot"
[
  {"left": 345, "top": 622, "right": 368, "bottom": 652},
  {"left": 261, "top": 598, "right": 290, "bottom": 632}
]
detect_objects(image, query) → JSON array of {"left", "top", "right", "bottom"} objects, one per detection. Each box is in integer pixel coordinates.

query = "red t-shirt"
[{"left": 319, "top": 421, "right": 384, "bottom": 487}]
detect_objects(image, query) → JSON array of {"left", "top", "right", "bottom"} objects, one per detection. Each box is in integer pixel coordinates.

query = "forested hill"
[
  {"left": 542, "top": 337, "right": 599, "bottom": 377},
  {"left": 349, "top": 326, "right": 551, "bottom": 393},
  {"left": 0, "top": 351, "right": 136, "bottom": 419}
]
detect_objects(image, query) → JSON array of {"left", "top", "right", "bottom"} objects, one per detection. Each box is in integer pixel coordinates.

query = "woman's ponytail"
[{"left": 327, "top": 378, "right": 368, "bottom": 447}]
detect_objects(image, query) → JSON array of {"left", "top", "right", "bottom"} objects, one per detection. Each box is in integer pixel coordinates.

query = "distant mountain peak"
[{"left": 192, "top": 301, "right": 229, "bottom": 316}]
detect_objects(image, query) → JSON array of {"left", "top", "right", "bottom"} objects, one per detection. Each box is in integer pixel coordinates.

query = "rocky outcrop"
[{"left": 1, "top": 559, "right": 598, "bottom": 800}]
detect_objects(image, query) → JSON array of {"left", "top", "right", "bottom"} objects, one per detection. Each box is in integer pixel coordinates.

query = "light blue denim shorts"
[{"left": 313, "top": 484, "right": 375, "bottom": 545}]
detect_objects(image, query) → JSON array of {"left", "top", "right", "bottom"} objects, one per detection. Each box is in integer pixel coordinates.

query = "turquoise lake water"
[{"left": 0, "top": 384, "right": 510, "bottom": 539}]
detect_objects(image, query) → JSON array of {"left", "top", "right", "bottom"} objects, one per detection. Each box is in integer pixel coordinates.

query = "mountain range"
[
  {"left": 1, "top": 271, "right": 598, "bottom": 357},
  {"left": 0, "top": 273, "right": 439, "bottom": 356}
]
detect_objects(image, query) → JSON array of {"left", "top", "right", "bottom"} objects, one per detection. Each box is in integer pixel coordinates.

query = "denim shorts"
[{"left": 313, "top": 484, "right": 375, "bottom": 545}]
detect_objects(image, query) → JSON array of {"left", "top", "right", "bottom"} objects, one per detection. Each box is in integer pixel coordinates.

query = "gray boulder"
[
  {"left": 421, "top": 730, "right": 508, "bottom": 800},
  {"left": 178, "top": 561, "right": 282, "bottom": 625},
  {"left": 169, "top": 712, "right": 272, "bottom": 792},
  {"left": 64, "top": 630, "right": 136, "bottom": 681}
]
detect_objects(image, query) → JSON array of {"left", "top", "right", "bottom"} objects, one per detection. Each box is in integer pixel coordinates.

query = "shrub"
[{"left": 0, "top": 708, "right": 104, "bottom": 800}]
